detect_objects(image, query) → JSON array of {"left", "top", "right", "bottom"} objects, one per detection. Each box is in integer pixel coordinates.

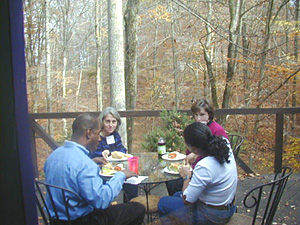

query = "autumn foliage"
[{"left": 24, "top": 1, "right": 299, "bottom": 176}]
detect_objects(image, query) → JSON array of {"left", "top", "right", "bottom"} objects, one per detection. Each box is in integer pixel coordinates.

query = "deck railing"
[{"left": 29, "top": 107, "right": 299, "bottom": 177}]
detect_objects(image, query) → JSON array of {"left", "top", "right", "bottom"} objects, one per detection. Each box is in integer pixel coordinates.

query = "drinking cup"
[{"left": 128, "top": 157, "right": 139, "bottom": 174}]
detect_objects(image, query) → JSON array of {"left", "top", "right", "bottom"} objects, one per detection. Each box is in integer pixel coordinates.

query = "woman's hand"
[
  {"left": 180, "top": 166, "right": 192, "bottom": 193},
  {"left": 102, "top": 150, "right": 110, "bottom": 160},
  {"left": 182, "top": 195, "right": 192, "bottom": 205},
  {"left": 186, "top": 153, "right": 198, "bottom": 165},
  {"left": 179, "top": 166, "right": 191, "bottom": 178}
]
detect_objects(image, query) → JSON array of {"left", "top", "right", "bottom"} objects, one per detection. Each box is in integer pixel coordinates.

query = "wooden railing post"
[
  {"left": 29, "top": 119, "right": 38, "bottom": 178},
  {"left": 274, "top": 113, "right": 284, "bottom": 173}
]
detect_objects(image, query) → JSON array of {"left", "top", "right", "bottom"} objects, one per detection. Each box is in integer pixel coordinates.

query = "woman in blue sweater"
[
  {"left": 90, "top": 107, "right": 137, "bottom": 201},
  {"left": 90, "top": 107, "right": 127, "bottom": 160}
]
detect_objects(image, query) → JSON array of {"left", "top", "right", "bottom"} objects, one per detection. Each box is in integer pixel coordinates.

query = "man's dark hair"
[{"left": 72, "top": 113, "right": 100, "bottom": 138}]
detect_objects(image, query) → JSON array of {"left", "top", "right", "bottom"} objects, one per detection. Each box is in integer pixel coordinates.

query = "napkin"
[{"left": 124, "top": 176, "right": 148, "bottom": 185}]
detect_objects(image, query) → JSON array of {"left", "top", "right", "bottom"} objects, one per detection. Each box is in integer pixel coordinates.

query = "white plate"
[
  {"left": 100, "top": 163, "right": 124, "bottom": 177},
  {"left": 163, "top": 166, "right": 180, "bottom": 175},
  {"left": 99, "top": 170, "right": 117, "bottom": 177},
  {"left": 107, "top": 154, "right": 133, "bottom": 161},
  {"left": 163, "top": 166, "right": 192, "bottom": 175},
  {"left": 162, "top": 152, "right": 186, "bottom": 161}
]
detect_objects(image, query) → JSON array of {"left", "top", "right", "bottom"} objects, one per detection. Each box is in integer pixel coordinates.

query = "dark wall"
[{"left": 0, "top": 1, "right": 37, "bottom": 225}]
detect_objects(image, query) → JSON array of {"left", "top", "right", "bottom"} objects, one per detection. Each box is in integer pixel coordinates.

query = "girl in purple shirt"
[{"left": 186, "top": 99, "right": 228, "bottom": 168}]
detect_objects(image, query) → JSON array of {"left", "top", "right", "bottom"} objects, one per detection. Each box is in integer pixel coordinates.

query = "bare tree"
[
  {"left": 108, "top": 0, "right": 127, "bottom": 147},
  {"left": 241, "top": 1, "right": 251, "bottom": 109},
  {"left": 23, "top": 0, "right": 45, "bottom": 113},
  {"left": 169, "top": 0, "right": 179, "bottom": 109},
  {"left": 124, "top": 0, "right": 139, "bottom": 153},
  {"left": 254, "top": 0, "right": 290, "bottom": 133},
  {"left": 59, "top": 0, "right": 72, "bottom": 137},
  {"left": 222, "top": 0, "right": 243, "bottom": 110},
  {"left": 75, "top": 68, "right": 83, "bottom": 111},
  {"left": 95, "top": 0, "right": 104, "bottom": 111},
  {"left": 45, "top": 0, "right": 53, "bottom": 136},
  {"left": 292, "top": 0, "right": 299, "bottom": 108},
  {"left": 201, "top": 0, "right": 219, "bottom": 108}
]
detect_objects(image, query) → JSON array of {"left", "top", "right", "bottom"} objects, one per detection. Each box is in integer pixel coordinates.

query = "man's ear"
[{"left": 86, "top": 129, "right": 92, "bottom": 139}]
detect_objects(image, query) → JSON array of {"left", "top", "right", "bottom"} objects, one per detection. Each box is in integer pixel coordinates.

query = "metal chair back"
[
  {"left": 228, "top": 134, "right": 244, "bottom": 159},
  {"left": 243, "top": 167, "right": 293, "bottom": 225},
  {"left": 35, "top": 180, "right": 85, "bottom": 225}
]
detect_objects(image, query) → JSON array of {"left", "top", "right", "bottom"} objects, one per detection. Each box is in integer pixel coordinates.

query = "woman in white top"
[{"left": 158, "top": 122, "right": 237, "bottom": 224}]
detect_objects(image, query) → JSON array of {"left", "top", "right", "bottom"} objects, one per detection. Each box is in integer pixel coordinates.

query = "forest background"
[{"left": 23, "top": 0, "right": 300, "bottom": 176}]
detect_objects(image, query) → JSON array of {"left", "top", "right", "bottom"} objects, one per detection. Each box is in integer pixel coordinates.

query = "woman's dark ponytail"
[
  {"left": 184, "top": 122, "right": 230, "bottom": 164},
  {"left": 207, "top": 135, "right": 230, "bottom": 164}
]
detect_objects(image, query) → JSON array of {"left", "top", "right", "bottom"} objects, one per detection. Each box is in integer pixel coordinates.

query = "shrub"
[{"left": 141, "top": 108, "right": 193, "bottom": 153}]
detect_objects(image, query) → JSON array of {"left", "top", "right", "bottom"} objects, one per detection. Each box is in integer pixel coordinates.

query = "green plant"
[{"left": 141, "top": 108, "right": 193, "bottom": 153}]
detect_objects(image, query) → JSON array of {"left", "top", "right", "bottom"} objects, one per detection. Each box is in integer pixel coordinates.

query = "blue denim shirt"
[{"left": 44, "top": 141, "right": 126, "bottom": 220}]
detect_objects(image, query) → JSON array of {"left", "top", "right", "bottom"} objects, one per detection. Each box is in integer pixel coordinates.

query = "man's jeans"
[{"left": 158, "top": 192, "right": 236, "bottom": 225}]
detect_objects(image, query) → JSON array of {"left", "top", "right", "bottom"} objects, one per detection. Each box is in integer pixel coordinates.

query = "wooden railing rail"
[{"left": 29, "top": 107, "right": 299, "bottom": 177}]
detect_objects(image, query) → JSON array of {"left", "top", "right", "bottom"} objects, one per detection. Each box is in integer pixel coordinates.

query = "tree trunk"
[
  {"left": 124, "top": 0, "right": 139, "bottom": 153},
  {"left": 60, "top": 0, "right": 71, "bottom": 138},
  {"left": 254, "top": 0, "right": 274, "bottom": 133},
  {"left": 241, "top": 1, "right": 250, "bottom": 138},
  {"left": 242, "top": 20, "right": 251, "bottom": 108},
  {"left": 293, "top": 0, "right": 299, "bottom": 108},
  {"left": 202, "top": 0, "right": 218, "bottom": 108},
  {"left": 222, "top": 0, "right": 243, "bottom": 112},
  {"left": 45, "top": 0, "right": 53, "bottom": 136},
  {"left": 170, "top": 0, "right": 179, "bottom": 109},
  {"left": 291, "top": 0, "right": 299, "bottom": 131},
  {"left": 95, "top": 0, "right": 103, "bottom": 111},
  {"left": 108, "top": 0, "right": 127, "bottom": 148},
  {"left": 75, "top": 68, "right": 83, "bottom": 111},
  {"left": 152, "top": 20, "right": 159, "bottom": 109}
]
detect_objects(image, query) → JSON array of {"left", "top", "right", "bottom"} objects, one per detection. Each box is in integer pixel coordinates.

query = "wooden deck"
[
  {"left": 234, "top": 173, "right": 299, "bottom": 225},
  {"left": 116, "top": 172, "right": 299, "bottom": 225}
]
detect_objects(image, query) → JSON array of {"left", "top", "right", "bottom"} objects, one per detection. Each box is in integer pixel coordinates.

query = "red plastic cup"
[{"left": 128, "top": 157, "right": 139, "bottom": 174}]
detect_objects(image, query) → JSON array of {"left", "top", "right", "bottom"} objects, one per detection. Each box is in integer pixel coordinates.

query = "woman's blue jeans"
[{"left": 158, "top": 192, "right": 236, "bottom": 225}]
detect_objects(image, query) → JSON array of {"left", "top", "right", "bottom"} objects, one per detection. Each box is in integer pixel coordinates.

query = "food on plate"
[
  {"left": 114, "top": 164, "right": 124, "bottom": 171},
  {"left": 111, "top": 151, "right": 125, "bottom": 159},
  {"left": 103, "top": 163, "right": 113, "bottom": 169},
  {"left": 124, "top": 154, "right": 132, "bottom": 158},
  {"left": 101, "top": 163, "right": 124, "bottom": 175},
  {"left": 101, "top": 167, "right": 116, "bottom": 176},
  {"left": 168, "top": 152, "right": 178, "bottom": 159},
  {"left": 167, "top": 163, "right": 183, "bottom": 173},
  {"left": 167, "top": 163, "right": 190, "bottom": 173}
]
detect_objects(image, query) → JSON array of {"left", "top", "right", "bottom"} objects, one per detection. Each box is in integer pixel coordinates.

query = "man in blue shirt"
[{"left": 44, "top": 113, "right": 145, "bottom": 225}]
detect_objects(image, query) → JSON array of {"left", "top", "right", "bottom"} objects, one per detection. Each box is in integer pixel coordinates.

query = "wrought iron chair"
[
  {"left": 35, "top": 179, "right": 85, "bottom": 225},
  {"left": 227, "top": 166, "right": 293, "bottom": 225},
  {"left": 228, "top": 134, "right": 244, "bottom": 159}
]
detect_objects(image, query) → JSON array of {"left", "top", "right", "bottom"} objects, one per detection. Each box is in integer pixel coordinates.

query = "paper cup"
[{"left": 128, "top": 157, "right": 139, "bottom": 174}]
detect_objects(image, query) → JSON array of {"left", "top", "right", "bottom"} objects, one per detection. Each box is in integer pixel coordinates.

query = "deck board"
[{"left": 229, "top": 173, "right": 299, "bottom": 225}]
